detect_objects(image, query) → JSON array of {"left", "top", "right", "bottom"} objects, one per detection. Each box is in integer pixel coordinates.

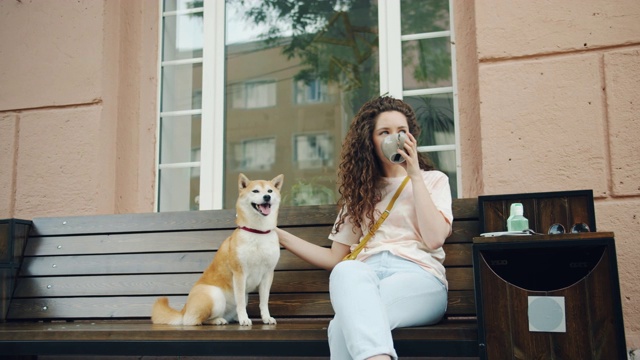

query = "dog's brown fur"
[{"left": 151, "top": 174, "right": 283, "bottom": 326}]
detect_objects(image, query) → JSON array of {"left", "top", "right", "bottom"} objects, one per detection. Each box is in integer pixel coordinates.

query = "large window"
[{"left": 157, "top": 0, "right": 459, "bottom": 211}]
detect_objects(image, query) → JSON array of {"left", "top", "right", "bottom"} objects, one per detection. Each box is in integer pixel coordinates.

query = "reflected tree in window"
[
  {"left": 225, "top": 0, "right": 380, "bottom": 114},
  {"left": 400, "top": 0, "right": 452, "bottom": 87}
]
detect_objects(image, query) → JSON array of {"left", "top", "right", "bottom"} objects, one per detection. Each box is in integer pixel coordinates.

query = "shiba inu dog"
[{"left": 151, "top": 173, "right": 284, "bottom": 326}]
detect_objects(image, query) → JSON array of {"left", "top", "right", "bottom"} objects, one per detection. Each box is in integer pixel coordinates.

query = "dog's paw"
[
  {"left": 209, "top": 317, "right": 228, "bottom": 325},
  {"left": 238, "top": 317, "right": 253, "bottom": 326},
  {"left": 262, "top": 316, "right": 277, "bottom": 325}
]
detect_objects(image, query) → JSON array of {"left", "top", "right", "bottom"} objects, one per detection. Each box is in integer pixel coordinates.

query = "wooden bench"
[{"left": 0, "top": 198, "right": 481, "bottom": 358}]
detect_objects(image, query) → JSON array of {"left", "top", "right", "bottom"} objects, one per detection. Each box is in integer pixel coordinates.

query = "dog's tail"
[{"left": 151, "top": 297, "right": 184, "bottom": 325}]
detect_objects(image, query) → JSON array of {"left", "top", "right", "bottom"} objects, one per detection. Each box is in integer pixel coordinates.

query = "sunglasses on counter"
[{"left": 547, "top": 222, "right": 591, "bottom": 235}]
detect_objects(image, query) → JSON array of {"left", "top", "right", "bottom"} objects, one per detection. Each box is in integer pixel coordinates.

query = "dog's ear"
[
  {"left": 271, "top": 174, "right": 284, "bottom": 191},
  {"left": 238, "top": 173, "right": 250, "bottom": 190}
]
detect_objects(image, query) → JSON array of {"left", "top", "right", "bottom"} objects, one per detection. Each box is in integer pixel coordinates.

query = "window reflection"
[
  {"left": 294, "top": 133, "right": 334, "bottom": 169},
  {"left": 406, "top": 94, "right": 455, "bottom": 147},
  {"left": 294, "top": 79, "right": 329, "bottom": 104},
  {"left": 161, "top": 61, "right": 203, "bottom": 113},
  {"left": 231, "top": 81, "right": 277, "bottom": 109},
  {"left": 402, "top": 38, "right": 452, "bottom": 90},
  {"left": 233, "top": 138, "right": 276, "bottom": 171},
  {"left": 162, "top": 13, "right": 204, "bottom": 61},
  {"left": 400, "top": 0, "right": 450, "bottom": 33},
  {"left": 405, "top": 94, "right": 458, "bottom": 198},
  {"left": 158, "top": 167, "right": 200, "bottom": 212},
  {"left": 159, "top": 115, "right": 201, "bottom": 164},
  {"left": 224, "top": 0, "right": 379, "bottom": 209},
  {"left": 291, "top": 178, "right": 336, "bottom": 206}
]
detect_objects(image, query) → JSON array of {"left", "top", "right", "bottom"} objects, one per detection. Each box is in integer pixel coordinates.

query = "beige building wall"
[
  {"left": 0, "top": 0, "right": 158, "bottom": 218},
  {"left": 0, "top": 0, "right": 638, "bottom": 352}
]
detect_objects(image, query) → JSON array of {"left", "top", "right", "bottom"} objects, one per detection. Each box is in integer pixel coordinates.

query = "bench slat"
[
  {"left": 30, "top": 209, "right": 238, "bottom": 236},
  {"left": 6, "top": 294, "right": 327, "bottom": 319},
  {"left": 12, "top": 271, "right": 325, "bottom": 297},
  {"left": 20, "top": 243, "right": 472, "bottom": 277},
  {"left": 25, "top": 220, "right": 477, "bottom": 258},
  {"left": 13, "top": 268, "right": 474, "bottom": 299},
  {"left": 30, "top": 206, "right": 344, "bottom": 236},
  {"left": 25, "top": 231, "right": 233, "bottom": 256},
  {"left": 28, "top": 200, "right": 478, "bottom": 236},
  {"left": 20, "top": 250, "right": 321, "bottom": 275},
  {"left": 7, "top": 291, "right": 475, "bottom": 320},
  {"left": 0, "top": 319, "right": 478, "bottom": 343}
]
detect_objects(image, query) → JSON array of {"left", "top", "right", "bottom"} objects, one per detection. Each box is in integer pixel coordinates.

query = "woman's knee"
[
  {"left": 329, "top": 260, "right": 379, "bottom": 304},
  {"left": 330, "top": 260, "right": 372, "bottom": 284},
  {"left": 381, "top": 272, "right": 448, "bottom": 328},
  {"left": 330, "top": 260, "right": 361, "bottom": 275}
]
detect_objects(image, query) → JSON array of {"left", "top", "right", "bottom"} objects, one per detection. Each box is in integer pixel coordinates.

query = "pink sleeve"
[
  {"left": 425, "top": 171, "right": 454, "bottom": 224},
  {"left": 328, "top": 209, "right": 362, "bottom": 246}
]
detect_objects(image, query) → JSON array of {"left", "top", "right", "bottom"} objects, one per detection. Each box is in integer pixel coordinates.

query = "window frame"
[{"left": 156, "top": 3, "right": 206, "bottom": 211}]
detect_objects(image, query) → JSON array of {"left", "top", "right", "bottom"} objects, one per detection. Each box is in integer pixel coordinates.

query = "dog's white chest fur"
[{"left": 237, "top": 231, "right": 280, "bottom": 291}]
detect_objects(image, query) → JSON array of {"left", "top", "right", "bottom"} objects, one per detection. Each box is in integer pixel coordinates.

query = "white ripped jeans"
[{"left": 328, "top": 251, "right": 447, "bottom": 360}]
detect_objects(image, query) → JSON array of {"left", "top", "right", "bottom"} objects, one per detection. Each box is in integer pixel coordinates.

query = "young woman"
[{"left": 275, "top": 96, "right": 453, "bottom": 360}]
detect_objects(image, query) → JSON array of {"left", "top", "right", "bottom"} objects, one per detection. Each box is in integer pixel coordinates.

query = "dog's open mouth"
[{"left": 252, "top": 202, "right": 272, "bottom": 216}]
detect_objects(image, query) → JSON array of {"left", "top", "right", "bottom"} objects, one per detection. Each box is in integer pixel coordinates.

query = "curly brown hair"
[{"left": 333, "top": 96, "right": 434, "bottom": 234}]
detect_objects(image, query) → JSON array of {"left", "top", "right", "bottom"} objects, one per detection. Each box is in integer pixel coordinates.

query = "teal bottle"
[{"left": 507, "top": 203, "right": 529, "bottom": 232}]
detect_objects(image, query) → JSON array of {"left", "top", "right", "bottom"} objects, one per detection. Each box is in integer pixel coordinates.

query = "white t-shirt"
[{"left": 329, "top": 170, "right": 453, "bottom": 288}]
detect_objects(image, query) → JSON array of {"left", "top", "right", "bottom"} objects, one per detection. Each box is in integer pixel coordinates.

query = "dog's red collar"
[{"left": 239, "top": 226, "right": 271, "bottom": 234}]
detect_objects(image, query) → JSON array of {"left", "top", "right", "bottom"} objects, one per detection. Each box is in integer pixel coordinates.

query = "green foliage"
[
  {"left": 413, "top": 94, "right": 455, "bottom": 147},
  {"left": 229, "top": 0, "right": 379, "bottom": 107}
]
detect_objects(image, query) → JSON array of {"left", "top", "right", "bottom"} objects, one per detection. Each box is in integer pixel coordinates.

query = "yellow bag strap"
[{"left": 342, "top": 176, "right": 411, "bottom": 261}]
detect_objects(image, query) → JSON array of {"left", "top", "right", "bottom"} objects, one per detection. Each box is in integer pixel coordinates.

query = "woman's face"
[{"left": 372, "top": 111, "right": 409, "bottom": 164}]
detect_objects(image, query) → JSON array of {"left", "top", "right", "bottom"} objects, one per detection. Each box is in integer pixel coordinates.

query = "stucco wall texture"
[
  {"left": 0, "top": 0, "right": 638, "bottom": 352},
  {"left": 0, "top": 0, "right": 158, "bottom": 217}
]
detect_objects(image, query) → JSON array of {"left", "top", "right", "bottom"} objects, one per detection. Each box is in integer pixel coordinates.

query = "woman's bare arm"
[{"left": 275, "top": 227, "right": 351, "bottom": 271}]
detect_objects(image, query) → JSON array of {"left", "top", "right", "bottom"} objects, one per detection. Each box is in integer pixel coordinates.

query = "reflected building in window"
[{"left": 224, "top": 38, "right": 347, "bottom": 209}]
